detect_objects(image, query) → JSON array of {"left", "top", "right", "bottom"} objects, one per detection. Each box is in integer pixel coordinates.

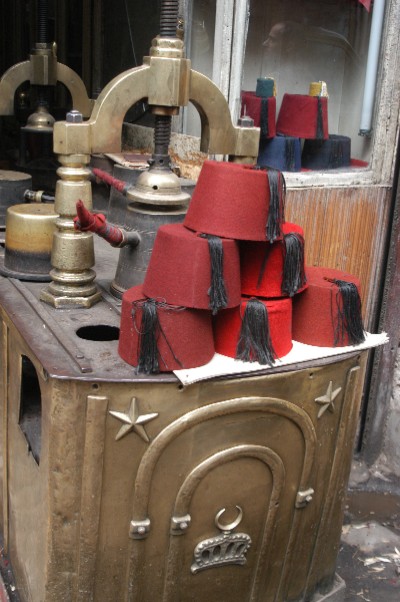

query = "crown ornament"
[{"left": 191, "top": 506, "right": 252, "bottom": 574}]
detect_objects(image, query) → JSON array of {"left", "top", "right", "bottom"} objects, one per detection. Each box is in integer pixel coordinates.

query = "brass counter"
[{"left": 0, "top": 265, "right": 367, "bottom": 602}]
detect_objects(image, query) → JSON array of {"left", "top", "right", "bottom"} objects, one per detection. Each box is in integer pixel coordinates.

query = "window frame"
[{"left": 186, "top": 0, "right": 400, "bottom": 187}]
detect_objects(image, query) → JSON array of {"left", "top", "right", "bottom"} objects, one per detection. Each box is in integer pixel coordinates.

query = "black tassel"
[
  {"left": 260, "top": 98, "right": 269, "bottom": 137},
  {"left": 327, "top": 278, "right": 365, "bottom": 346},
  {"left": 134, "top": 299, "right": 160, "bottom": 374},
  {"left": 201, "top": 234, "right": 228, "bottom": 314},
  {"left": 329, "top": 139, "right": 344, "bottom": 168},
  {"left": 285, "top": 138, "right": 295, "bottom": 171},
  {"left": 316, "top": 97, "right": 324, "bottom": 139},
  {"left": 236, "top": 298, "right": 276, "bottom": 365},
  {"left": 266, "top": 168, "right": 285, "bottom": 243},
  {"left": 282, "top": 233, "right": 307, "bottom": 297},
  {"left": 256, "top": 245, "right": 272, "bottom": 289}
]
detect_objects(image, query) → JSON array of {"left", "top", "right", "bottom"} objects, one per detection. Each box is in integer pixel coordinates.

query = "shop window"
[
  {"left": 19, "top": 355, "right": 42, "bottom": 465},
  {"left": 185, "top": 0, "right": 385, "bottom": 171}
]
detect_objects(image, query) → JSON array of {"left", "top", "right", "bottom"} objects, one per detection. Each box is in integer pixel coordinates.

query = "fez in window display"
[
  {"left": 258, "top": 135, "right": 302, "bottom": 172},
  {"left": 276, "top": 93, "right": 329, "bottom": 140},
  {"left": 302, "top": 134, "right": 351, "bottom": 169},
  {"left": 241, "top": 77, "right": 277, "bottom": 140}
]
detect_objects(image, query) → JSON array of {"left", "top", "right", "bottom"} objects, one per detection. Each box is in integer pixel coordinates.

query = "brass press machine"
[{"left": 32, "top": 0, "right": 259, "bottom": 308}]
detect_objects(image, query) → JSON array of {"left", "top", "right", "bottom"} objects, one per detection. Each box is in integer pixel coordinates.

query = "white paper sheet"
[{"left": 173, "top": 332, "right": 389, "bottom": 385}]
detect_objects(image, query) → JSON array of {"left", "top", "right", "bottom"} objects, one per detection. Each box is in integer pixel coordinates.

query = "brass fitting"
[{"left": 40, "top": 146, "right": 101, "bottom": 308}]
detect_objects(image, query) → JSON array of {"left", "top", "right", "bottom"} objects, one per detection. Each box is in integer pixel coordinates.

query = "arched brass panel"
[
  {"left": 130, "top": 396, "right": 316, "bottom": 523},
  {"left": 163, "top": 444, "right": 285, "bottom": 602},
  {"left": 125, "top": 396, "right": 317, "bottom": 602}
]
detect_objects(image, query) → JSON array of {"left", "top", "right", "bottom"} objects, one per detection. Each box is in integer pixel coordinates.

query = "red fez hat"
[
  {"left": 184, "top": 161, "right": 285, "bottom": 242},
  {"left": 142, "top": 223, "right": 241, "bottom": 314},
  {"left": 240, "top": 222, "right": 307, "bottom": 298},
  {"left": 292, "top": 267, "right": 365, "bottom": 347},
  {"left": 241, "top": 92, "right": 276, "bottom": 139},
  {"left": 214, "top": 297, "right": 293, "bottom": 364},
  {"left": 276, "top": 94, "right": 329, "bottom": 139},
  {"left": 118, "top": 285, "right": 215, "bottom": 373}
]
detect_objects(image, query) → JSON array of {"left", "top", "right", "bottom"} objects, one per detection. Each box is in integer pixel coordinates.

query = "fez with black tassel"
[
  {"left": 118, "top": 285, "right": 215, "bottom": 372},
  {"left": 276, "top": 94, "right": 329, "bottom": 139},
  {"left": 214, "top": 296, "right": 293, "bottom": 362},
  {"left": 200, "top": 234, "right": 228, "bottom": 314},
  {"left": 142, "top": 223, "right": 240, "bottom": 312},
  {"left": 282, "top": 232, "right": 307, "bottom": 297},
  {"left": 329, "top": 278, "right": 365, "bottom": 346},
  {"left": 261, "top": 166, "right": 285, "bottom": 243},
  {"left": 241, "top": 92, "right": 276, "bottom": 139},
  {"left": 236, "top": 298, "right": 276, "bottom": 365},
  {"left": 240, "top": 222, "right": 307, "bottom": 298},
  {"left": 292, "top": 267, "right": 365, "bottom": 347},
  {"left": 184, "top": 161, "right": 285, "bottom": 242}
]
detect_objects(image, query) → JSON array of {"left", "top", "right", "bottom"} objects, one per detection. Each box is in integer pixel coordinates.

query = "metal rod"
[
  {"left": 160, "top": 0, "right": 179, "bottom": 37},
  {"left": 359, "top": 0, "right": 386, "bottom": 136},
  {"left": 37, "top": 0, "right": 49, "bottom": 44}
]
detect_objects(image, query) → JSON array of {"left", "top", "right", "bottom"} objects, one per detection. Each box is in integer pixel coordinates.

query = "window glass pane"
[
  {"left": 185, "top": 0, "right": 216, "bottom": 136},
  {"left": 243, "top": 0, "right": 373, "bottom": 165}
]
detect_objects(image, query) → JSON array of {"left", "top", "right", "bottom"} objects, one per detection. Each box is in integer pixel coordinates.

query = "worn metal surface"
[
  {"left": 0, "top": 204, "right": 57, "bottom": 280},
  {"left": 0, "top": 283, "right": 368, "bottom": 601},
  {"left": 110, "top": 203, "right": 187, "bottom": 297},
  {"left": 0, "top": 171, "right": 32, "bottom": 228},
  {"left": 0, "top": 58, "right": 93, "bottom": 117}
]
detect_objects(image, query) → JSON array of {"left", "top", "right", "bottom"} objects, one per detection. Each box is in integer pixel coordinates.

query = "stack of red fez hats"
[
  {"left": 241, "top": 78, "right": 301, "bottom": 173},
  {"left": 241, "top": 80, "right": 351, "bottom": 171},
  {"left": 119, "top": 161, "right": 303, "bottom": 372},
  {"left": 118, "top": 160, "right": 365, "bottom": 374}
]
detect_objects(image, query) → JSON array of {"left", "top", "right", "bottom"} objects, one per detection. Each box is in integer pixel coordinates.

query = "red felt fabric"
[
  {"left": 118, "top": 285, "right": 215, "bottom": 371},
  {"left": 184, "top": 160, "right": 284, "bottom": 241},
  {"left": 142, "top": 223, "right": 241, "bottom": 309},
  {"left": 74, "top": 200, "right": 123, "bottom": 246},
  {"left": 276, "top": 94, "right": 329, "bottom": 139},
  {"left": 240, "top": 222, "right": 307, "bottom": 297},
  {"left": 240, "top": 92, "right": 276, "bottom": 138},
  {"left": 292, "top": 266, "right": 362, "bottom": 347},
  {"left": 92, "top": 167, "right": 127, "bottom": 193},
  {"left": 214, "top": 297, "right": 293, "bottom": 360}
]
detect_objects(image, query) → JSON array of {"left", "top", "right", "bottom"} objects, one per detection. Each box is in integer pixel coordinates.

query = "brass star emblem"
[
  {"left": 315, "top": 381, "right": 342, "bottom": 419},
  {"left": 109, "top": 397, "right": 158, "bottom": 442}
]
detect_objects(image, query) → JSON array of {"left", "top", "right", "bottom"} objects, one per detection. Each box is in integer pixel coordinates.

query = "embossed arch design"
[
  {"left": 162, "top": 444, "right": 286, "bottom": 602},
  {"left": 130, "top": 396, "right": 317, "bottom": 525},
  {"left": 125, "top": 397, "right": 317, "bottom": 602}
]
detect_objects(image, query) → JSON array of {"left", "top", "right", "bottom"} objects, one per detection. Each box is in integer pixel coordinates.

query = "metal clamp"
[
  {"left": 129, "top": 518, "right": 151, "bottom": 540},
  {"left": 170, "top": 514, "right": 191, "bottom": 535},
  {"left": 295, "top": 488, "right": 315, "bottom": 508}
]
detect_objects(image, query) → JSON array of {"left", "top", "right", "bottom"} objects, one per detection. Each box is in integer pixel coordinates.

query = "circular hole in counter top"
[{"left": 76, "top": 324, "right": 120, "bottom": 341}]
